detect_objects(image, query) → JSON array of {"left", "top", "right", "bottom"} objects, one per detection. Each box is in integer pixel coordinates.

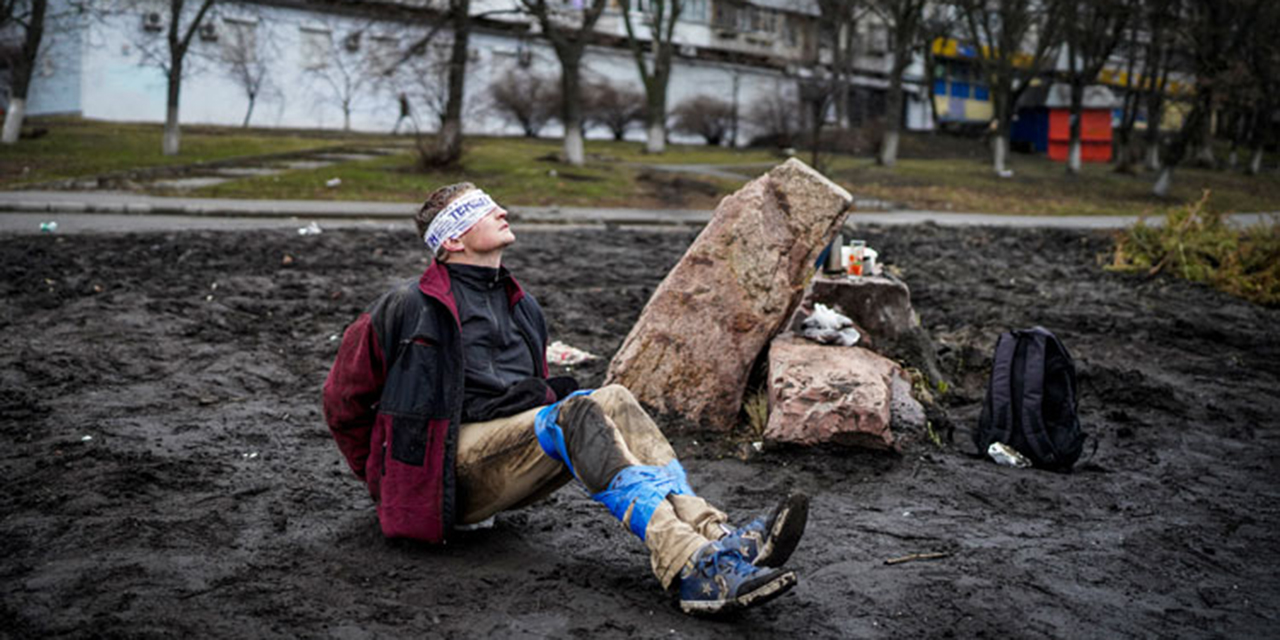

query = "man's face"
[{"left": 457, "top": 205, "right": 515, "bottom": 255}]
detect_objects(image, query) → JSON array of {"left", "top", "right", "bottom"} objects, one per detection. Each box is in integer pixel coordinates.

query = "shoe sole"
[
  {"left": 679, "top": 570, "right": 798, "bottom": 615},
  {"left": 755, "top": 492, "right": 809, "bottom": 568}
]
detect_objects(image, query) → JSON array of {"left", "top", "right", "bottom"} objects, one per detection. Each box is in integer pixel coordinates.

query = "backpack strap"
[
  {"left": 1039, "top": 328, "right": 1079, "bottom": 413},
  {"left": 1016, "top": 329, "right": 1058, "bottom": 467},
  {"left": 987, "top": 332, "right": 1019, "bottom": 449}
]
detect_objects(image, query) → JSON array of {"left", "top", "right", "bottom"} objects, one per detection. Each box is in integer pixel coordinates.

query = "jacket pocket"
[
  {"left": 379, "top": 336, "right": 455, "bottom": 419},
  {"left": 390, "top": 415, "right": 430, "bottom": 466}
]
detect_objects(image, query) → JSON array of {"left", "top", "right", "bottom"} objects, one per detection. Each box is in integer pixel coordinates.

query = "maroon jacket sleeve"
[{"left": 322, "top": 313, "right": 386, "bottom": 480}]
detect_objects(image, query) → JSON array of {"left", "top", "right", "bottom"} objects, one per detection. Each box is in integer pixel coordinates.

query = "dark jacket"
[{"left": 322, "top": 261, "right": 551, "bottom": 542}]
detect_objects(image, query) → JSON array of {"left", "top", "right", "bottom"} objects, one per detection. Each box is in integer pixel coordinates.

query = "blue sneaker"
[
  {"left": 678, "top": 540, "right": 797, "bottom": 615},
  {"left": 718, "top": 492, "right": 809, "bottom": 568}
]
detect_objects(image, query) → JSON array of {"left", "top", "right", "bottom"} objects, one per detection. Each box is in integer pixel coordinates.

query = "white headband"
[{"left": 423, "top": 189, "right": 499, "bottom": 253}]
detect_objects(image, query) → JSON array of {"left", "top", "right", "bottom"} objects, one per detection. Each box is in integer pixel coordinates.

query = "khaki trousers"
[{"left": 454, "top": 384, "right": 728, "bottom": 588}]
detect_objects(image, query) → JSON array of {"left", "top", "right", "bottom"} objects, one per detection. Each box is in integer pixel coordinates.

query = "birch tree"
[
  {"left": 619, "top": 0, "right": 681, "bottom": 153},
  {"left": 1152, "top": 0, "right": 1256, "bottom": 196},
  {"left": 220, "top": 16, "right": 273, "bottom": 128},
  {"left": 158, "top": 0, "right": 217, "bottom": 155},
  {"left": 1061, "top": 0, "right": 1131, "bottom": 174},
  {"left": 518, "top": 0, "right": 608, "bottom": 166},
  {"left": 869, "top": 0, "right": 927, "bottom": 167},
  {"left": 958, "top": 0, "right": 1065, "bottom": 175},
  {"left": 918, "top": 4, "right": 956, "bottom": 136},
  {"left": 0, "top": 0, "right": 46, "bottom": 144}
]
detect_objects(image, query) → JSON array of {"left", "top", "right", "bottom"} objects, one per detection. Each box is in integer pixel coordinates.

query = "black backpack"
[{"left": 974, "top": 327, "right": 1087, "bottom": 471}]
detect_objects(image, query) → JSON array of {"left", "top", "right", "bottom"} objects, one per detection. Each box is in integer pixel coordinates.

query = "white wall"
[{"left": 22, "top": 0, "right": 805, "bottom": 143}]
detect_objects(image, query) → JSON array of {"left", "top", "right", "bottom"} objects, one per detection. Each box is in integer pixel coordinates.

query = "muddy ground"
[{"left": 2, "top": 221, "right": 1277, "bottom": 639}]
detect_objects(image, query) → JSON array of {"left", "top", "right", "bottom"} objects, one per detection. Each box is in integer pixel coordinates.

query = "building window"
[
  {"left": 222, "top": 18, "right": 257, "bottom": 63},
  {"left": 300, "top": 27, "right": 332, "bottom": 70},
  {"left": 783, "top": 15, "right": 799, "bottom": 47},
  {"left": 683, "top": 0, "right": 708, "bottom": 23},
  {"left": 713, "top": 2, "right": 738, "bottom": 31}
]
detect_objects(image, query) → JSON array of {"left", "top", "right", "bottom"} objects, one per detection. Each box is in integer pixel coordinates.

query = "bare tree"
[
  {"left": 489, "top": 66, "right": 559, "bottom": 137},
  {"left": 1241, "top": 2, "right": 1279, "bottom": 175},
  {"left": 618, "top": 0, "right": 681, "bottom": 153},
  {"left": 151, "top": 0, "right": 218, "bottom": 155},
  {"left": 1137, "top": 0, "right": 1178, "bottom": 171},
  {"left": 1151, "top": 0, "right": 1257, "bottom": 196},
  {"left": 518, "top": 0, "right": 608, "bottom": 166},
  {"left": 1061, "top": 0, "right": 1133, "bottom": 174},
  {"left": 816, "top": 0, "right": 863, "bottom": 130},
  {"left": 1111, "top": 6, "right": 1143, "bottom": 173},
  {"left": 918, "top": 4, "right": 957, "bottom": 136},
  {"left": 0, "top": 0, "right": 45, "bottom": 144},
  {"left": 303, "top": 21, "right": 384, "bottom": 132},
  {"left": 671, "top": 94, "right": 733, "bottom": 146},
  {"left": 429, "top": 0, "right": 470, "bottom": 167},
  {"left": 745, "top": 80, "right": 800, "bottom": 148},
  {"left": 870, "top": 0, "right": 927, "bottom": 167},
  {"left": 219, "top": 16, "right": 273, "bottom": 128},
  {"left": 958, "top": 0, "right": 1066, "bottom": 175},
  {"left": 400, "top": 45, "right": 452, "bottom": 132},
  {"left": 582, "top": 79, "right": 643, "bottom": 141}
]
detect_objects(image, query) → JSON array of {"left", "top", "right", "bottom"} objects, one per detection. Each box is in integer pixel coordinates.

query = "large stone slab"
[
  {"left": 765, "top": 334, "right": 909, "bottom": 449},
  {"left": 606, "top": 159, "right": 852, "bottom": 430}
]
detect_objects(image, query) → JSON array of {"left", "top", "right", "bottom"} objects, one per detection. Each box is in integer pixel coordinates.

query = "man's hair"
[{"left": 414, "top": 182, "right": 476, "bottom": 262}]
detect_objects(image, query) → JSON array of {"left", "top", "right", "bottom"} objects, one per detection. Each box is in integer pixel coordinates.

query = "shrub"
[
  {"left": 582, "top": 80, "right": 645, "bottom": 141},
  {"left": 671, "top": 95, "right": 734, "bottom": 146},
  {"left": 488, "top": 68, "right": 560, "bottom": 138},
  {"left": 1109, "top": 191, "right": 1280, "bottom": 307},
  {"left": 745, "top": 89, "right": 800, "bottom": 149}
]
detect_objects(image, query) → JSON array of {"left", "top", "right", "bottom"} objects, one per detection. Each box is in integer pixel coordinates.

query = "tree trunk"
[
  {"left": 1, "top": 98, "right": 27, "bottom": 144},
  {"left": 1067, "top": 80, "right": 1084, "bottom": 175},
  {"left": 560, "top": 59, "right": 584, "bottom": 166},
  {"left": 1146, "top": 144, "right": 1161, "bottom": 171},
  {"left": 163, "top": 60, "right": 183, "bottom": 156},
  {"left": 1247, "top": 147, "right": 1263, "bottom": 175},
  {"left": 1152, "top": 166, "right": 1173, "bottom": 197},
  {"left": 1193, "top": 95, "right": 1216, "bottom": 167},
  {"left": 163, "top": 104, "right": 181, "bottom": 156},
  {"left": 645, "top": 89, "right": 666, "bottom": 153},
  {"left": 646, "top": 120, "right": 665, "bottom": 153},
  {"left": 430, "top": 0, "right": 470, "bottom": 167},
  {"left": 834, "top": 22, "right": 852, "bottom": 129},
  {"left": 992, "top": 91, "right": 1011, "bottom": 175},
  {"left": 878, "top": 57, "right": 906, "bottom": 167},
  {"left": 343, "top": 104, "right": 351, "bottom": 132},
  {"left": 242, "top": 94, "right": 256, "bottom": 128},
  {"left": 993, "top": 134, "right": 1009, "bottom": 175},
  {"left": 923, "top": 49, "right": 942, "bottom": 134},
  {"left": 1, "top": 0, "right": 46, "bottom": 145}
]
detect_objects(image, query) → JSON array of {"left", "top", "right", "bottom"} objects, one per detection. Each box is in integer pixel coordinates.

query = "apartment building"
[{"left": 18, "top": 0, "right": 930, "bottom": 142}]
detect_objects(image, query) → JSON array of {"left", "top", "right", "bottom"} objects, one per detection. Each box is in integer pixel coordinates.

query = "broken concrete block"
[
  {"left": 765, "top": 334, "right": 922, "bottom": 449},
  {"left": 606, "top": 159, "right": 852, "bottom": 431}
]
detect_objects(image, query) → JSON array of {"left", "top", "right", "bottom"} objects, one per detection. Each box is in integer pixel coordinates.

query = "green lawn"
[
  {"left": 194, "top": 136, "right": 749, "bottom": 208},
  {"left": 2, "top": 117, "right": 1275, "bottom": 216},
  {"left": 826, "top": 153, "right": 1280, "bottom": 217},
  {"left": 0, "top": 117, "right": 361, "bottom": 186}
]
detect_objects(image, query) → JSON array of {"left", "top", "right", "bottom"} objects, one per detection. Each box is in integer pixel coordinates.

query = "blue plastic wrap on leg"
[
  {"left": 533, "top": 389, "right": 594, "bottom": 479},
  {"left": 591, "top": 459, "right": 695, "bottom": 541}
]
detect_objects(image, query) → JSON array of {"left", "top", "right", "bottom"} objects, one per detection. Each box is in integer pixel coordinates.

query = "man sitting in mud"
[{"left": 323, "top": 182, "right": 808, "bottom": 615}]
